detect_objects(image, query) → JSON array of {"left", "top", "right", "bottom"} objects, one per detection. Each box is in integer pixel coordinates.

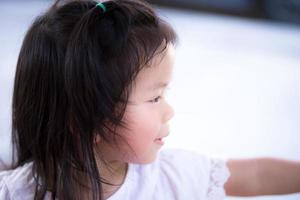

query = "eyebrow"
[{"left": 149, "top": 82, "right": 169, "bottom": 90}]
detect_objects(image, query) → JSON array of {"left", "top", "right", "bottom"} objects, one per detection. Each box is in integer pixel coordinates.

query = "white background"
[{"left": 0, "top": 1, "right": 300, "bottom": 199}]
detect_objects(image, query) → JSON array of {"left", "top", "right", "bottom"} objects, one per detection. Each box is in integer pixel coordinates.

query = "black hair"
[{"left": 11, "top": 0, "right": 177, "bottom": 199}]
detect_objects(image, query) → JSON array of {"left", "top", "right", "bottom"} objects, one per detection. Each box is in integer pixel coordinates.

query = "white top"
[{"left": 0, "top": 149, "right": 230, "bottom": 200}]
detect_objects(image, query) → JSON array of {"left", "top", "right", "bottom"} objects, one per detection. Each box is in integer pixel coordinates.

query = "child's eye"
[
  {"left": 149, "top": 87, "right": 171, "bottom": 104},
  {"left": 150, "top": 96, "right": 161, "bottom": 103}
]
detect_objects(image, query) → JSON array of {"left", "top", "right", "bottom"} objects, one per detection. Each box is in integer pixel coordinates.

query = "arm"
[{"left": 224, "top": 158, "right": 300, "bottom": 196}]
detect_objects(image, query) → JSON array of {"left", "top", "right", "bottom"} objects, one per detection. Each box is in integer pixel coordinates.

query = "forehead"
[{"left": 133, "top": 44, "right": 175, "bottom": 92}]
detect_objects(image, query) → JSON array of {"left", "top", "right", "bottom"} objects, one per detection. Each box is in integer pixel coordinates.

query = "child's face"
[{"left": 97, "top": 44, "right": 175, "bottom": 164}]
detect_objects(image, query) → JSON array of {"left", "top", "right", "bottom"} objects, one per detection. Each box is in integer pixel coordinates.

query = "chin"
[
  {"left": 137, "top": 153, "right": 159, "bottom": 164},
  {"left": 140, "top": 159, "right": 156, "bottom": 164},
  {"left": 125, "top": 148, "right": 161, "bottom": 164}
]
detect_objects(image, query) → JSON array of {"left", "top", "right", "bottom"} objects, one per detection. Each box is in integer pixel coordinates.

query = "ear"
[{"left": 94, "top": 134, "right": 101, "bottom": 144}]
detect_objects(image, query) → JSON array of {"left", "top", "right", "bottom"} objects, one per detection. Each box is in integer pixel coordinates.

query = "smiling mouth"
[
  {"left": 154, "top": 133, "right": 169, "bottom": 145},
  {"left": 154, "top": 138, "right": 165, "bottom": 145}
]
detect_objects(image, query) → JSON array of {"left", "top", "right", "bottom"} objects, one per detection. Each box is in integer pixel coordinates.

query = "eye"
[{"left": 150, "top": 96, "right": 162, "bottom": 103}]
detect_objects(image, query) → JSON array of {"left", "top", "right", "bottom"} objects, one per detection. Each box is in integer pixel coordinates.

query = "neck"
[{"left": 95, "top": 156, "right": 128, "bottom": 199}]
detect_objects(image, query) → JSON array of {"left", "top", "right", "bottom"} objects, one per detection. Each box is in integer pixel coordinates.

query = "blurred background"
[
  {"left": 150, "top": 0, "right": 300, "bottom": 25},
  {"left": 0, "top": 0, "right": 300, "bottom": 199}
]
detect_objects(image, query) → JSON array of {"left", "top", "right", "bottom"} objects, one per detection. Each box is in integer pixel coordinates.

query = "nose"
[{"left": 163, "top": 101, "right": 174, "bottom": 123}]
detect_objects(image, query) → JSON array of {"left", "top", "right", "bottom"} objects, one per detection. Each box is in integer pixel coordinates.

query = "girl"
[{"left": 0, "top": 0, "right": 300, "bottom": 199}]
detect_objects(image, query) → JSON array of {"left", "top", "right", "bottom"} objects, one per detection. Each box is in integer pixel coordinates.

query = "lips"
[
  {"left": 155, "top": 132, "right": 169, "bottom": 140},
  {"left": 154, "top": 137, "right": 165, "bottom": 145},
  {"left": 154, "top": 132, "right": 169, "bottom": 145}
]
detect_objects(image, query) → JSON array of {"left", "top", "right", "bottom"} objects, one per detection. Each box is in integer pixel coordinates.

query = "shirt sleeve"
[
  {"left": 0, "top": 176, "right": 11, "bottom": 200},
  {"left": 206, "top": 158, "right": 230, "bottom": 200},
  {"left": 0, "top": 162, "right": 36, "bottom": 200}
]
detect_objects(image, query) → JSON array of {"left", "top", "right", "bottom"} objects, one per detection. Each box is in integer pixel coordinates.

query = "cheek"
[
  {"left": 127, "top": 111, "right": 158, "bottom": 136},
  {"left": 122, "top": 106, "right": 160, "bottom": 142},
  {"left": 112, "top": 106, "right": 163, "bottom": 163}
]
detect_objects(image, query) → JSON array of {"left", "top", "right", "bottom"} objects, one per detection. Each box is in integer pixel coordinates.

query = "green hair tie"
[{"left": 96, "top": 2, "right": 107, "bottom": 13}]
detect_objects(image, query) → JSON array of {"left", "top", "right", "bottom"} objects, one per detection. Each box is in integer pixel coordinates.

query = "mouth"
[
  {"left": 154, "top": 137, "right": 165, "bottom": 145},
  {"left": 154, "top": 133, "right": 169, "bottom": 145}
]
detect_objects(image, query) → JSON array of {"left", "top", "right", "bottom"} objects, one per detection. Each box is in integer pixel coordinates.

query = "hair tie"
[{"left": 96, "top": 2, "right": 107, "bottom": 13}]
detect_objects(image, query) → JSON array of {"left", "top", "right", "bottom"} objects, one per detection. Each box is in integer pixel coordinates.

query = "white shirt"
[{"left": 0, "top": 149, "right": 230, "bottom": 200}]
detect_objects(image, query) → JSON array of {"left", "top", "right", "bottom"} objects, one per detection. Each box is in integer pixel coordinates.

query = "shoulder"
[
  {"left": 158, "top": 148, "right": 231, "bottom": 199},
  {"left": 0, "top": 162, "right": 36, "bottom": 200},
  {"left": 158, "top": 148, "right": 216, "bottom": 175},
  {"left": 157, "top": 148, "right": 214, "bottom": 177},
  {"left": 159, "top": 148, "right": 211, "bottom": 166}
]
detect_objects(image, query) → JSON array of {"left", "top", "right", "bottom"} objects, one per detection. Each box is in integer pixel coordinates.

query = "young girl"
[{"left": 0, "top": 0, "right": 299, "bottom": 199}]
